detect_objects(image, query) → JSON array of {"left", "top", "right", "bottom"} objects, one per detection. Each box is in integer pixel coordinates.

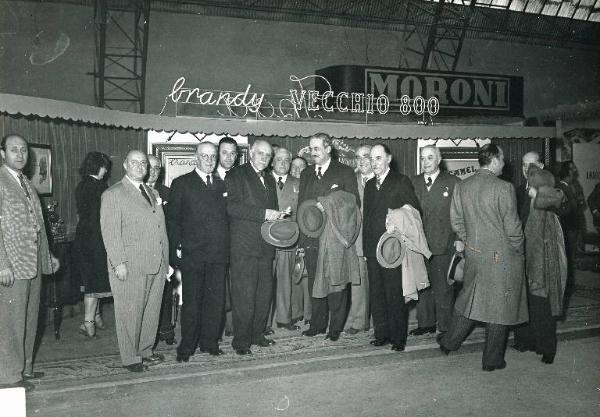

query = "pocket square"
[
  {"left": 222, "top": 192, "right": 228, "bottom": 197},
  {"left": 331, "top": 184, "right": 339, "bottom": 189}
]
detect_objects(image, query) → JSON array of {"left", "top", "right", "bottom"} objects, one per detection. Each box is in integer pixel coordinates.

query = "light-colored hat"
[
  {"left": 376, "top": 232, "right": 405, "bottom": 268},
  {"left": 260, "top": 219, "right": 299, "bottom": 248},
  {"left": 297, "top": 199, "right": 327, "bottom": 238}
]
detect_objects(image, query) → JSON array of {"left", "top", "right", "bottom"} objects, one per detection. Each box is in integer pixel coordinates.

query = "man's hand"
[
  {"left": 50, "top": 255, "right": 60, "bottom": 273},
  {"left": 114, "top": 263, "right": 128, "bottom": 281},
  {"left": 0, "top": 268, "right": 15, "bottom": 287},
  {"left": 265, "top": 209, "right": 282, "bottom": 221},
  {"left": 454, "top": 240, "right": 465, "bottom": 253},
  {"left": 315, "top": 202, "right": 324, "bottom": 212}
]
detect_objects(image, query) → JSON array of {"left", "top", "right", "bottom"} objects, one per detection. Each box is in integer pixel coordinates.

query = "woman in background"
[{"left": 74, "top": 152, "right": 112, "bottom": 338}]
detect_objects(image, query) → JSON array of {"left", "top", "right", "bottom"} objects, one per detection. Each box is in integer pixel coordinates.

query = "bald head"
[
  {"left": 522, "top": 151, "right": 543, "bottom": 180},
  {"left": 272, "top": 147, "right": 292, "bottom": 176},
  {"left": 250, "top": 140, "right": 273, "bottom": 172},
  {"left": 1, "top": 134, "right": 28, "bottom": 172},
  {"left": 196, "top": 142, "right": 217, "bottom": 174},
  {"left": 124, "top": 150, "right": 148, "bottom": 182}
]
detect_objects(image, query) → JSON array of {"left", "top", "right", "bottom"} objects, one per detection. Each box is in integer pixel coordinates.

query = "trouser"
[
  {"left": 177, "top": 262, "right": 226, "bottom": 356},
  {"left": 230, "top": 255, "right": 273, "bottom": 350},
  {"left": 273, "top": 249, "right": 304, "bottom": 325},
  {"left": 514, "top": 294, "right": 557, "bottom": 359},
  {"left": 345, "top": 256, "right": 370, "bottom": 331},
  {"left": 415, "top": 254, "right": 454, "bottom": 332},
  {"left": 110, "top": 269, "right": 165, "bottom": 366},
  {"left": 440, "top": 312, "right": 508, "bottom": 368},
  {"left": 305, "top": 247, "right": 347, "bottom": 334},
  {"left": 367, "top": 257, "right": 407, "bottom": 345},
  {"left": 157, "top": 278, "right": 176, "bottom": 341},
  {"left": 0, "top": 275, "right": 41, "bottom": 384}
]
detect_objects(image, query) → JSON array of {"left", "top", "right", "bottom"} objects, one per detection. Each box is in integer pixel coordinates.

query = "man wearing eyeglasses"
[
  {"left": 100, "top": 150, "right": 169, "bottom": 372},
  {"left": 167, "top": 143, "right": 230, "bottom": 360}
]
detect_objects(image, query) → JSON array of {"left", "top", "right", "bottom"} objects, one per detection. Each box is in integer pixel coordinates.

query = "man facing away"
[
  {"left": 410, "top": 145, "right": 462, "bottom": 336},
  {"left": 168, "top": 143, "right": 229, "bottom": 360},
  {"left": 100, "top": 150, "right": 169, "bottom": 372},
  {"left": 438, "top": 143, "right": 527, "bottom": 372},
  {"left": 0, "top": 134, "right": 59, "bottom": 392}
]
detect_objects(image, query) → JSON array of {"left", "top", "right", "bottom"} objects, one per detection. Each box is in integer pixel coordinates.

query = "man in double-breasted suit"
[
  {"left": 226, "top": 140, "right": 284, "bottom": 355},
  {"left": 168, "top": 143, "right": 229, "bottom": 360},
  {"left": 269, "top": 147, "right": 303, "bottom": 330},
  {"left": 298, "top": 133, "right": 359, "bottom": 342},
  {"left": 0, "top": 134, "right": 59, "bottom": 392},
  {"left": 439, "top": 144, "right": 527, "bottom": 371},
  {"left": 411, "top": 145, "right": 461, "bottom": 335},
  {"left": 100, "top": 150, "right": 169, "bottom": 372},
  {"left": 363, "top": 144, "right": 420, "bottom": 352}
]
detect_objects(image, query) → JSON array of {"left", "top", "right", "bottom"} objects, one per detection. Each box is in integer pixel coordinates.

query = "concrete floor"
[{"left": 14, "top": 269, "right": 600, "bottom": 416}]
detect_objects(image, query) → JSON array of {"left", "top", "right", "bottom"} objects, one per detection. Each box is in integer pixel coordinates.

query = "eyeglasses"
[
  {"left": 198, "top": 154, "right": 217, "bottom": 162},
  {"left": 149, "top": 166, "right": 161, "bottom": 171},
  {"left": 355, "top": 156, "right": 370, "bottom": 161},
  {"left": 129, "top": 160, "right": 148, "bottom": 167}
]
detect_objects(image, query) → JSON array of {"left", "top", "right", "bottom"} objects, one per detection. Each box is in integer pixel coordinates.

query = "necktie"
[
  {"left": 18, "top": 173, "right": 31, "bottom": 199},
  {"left": 376, "top": 176, "right": 381, "bottom": 190},
  {"left": 317, "top": 166, "right": 322, "bottom": 179},
  {"left": 362, "top": 176, "right": 367, "bottom": 187},
  {"left": 206, "top": 174, "right": 212, "bottom": 188},
  {"left": 139, "top": 184, "right": 152, "bottom": 206},
  {"left": 426, "top": 176, "right": 433, "bottom": 188},
  {"left": 257, "top": 170, "right": 265, "bottom": 186},
  {"left": 278, "top": 176, "right": 284, "bottom": 190}
]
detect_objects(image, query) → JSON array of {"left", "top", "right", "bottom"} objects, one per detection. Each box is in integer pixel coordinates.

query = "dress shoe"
[
  {"left": 123, "top": 363, "right": 147, "bottom": 372},
  {"left": 277, "top": 322, "right": 300, "bottom": 331},
  {"left": 409, "top": 326, "right": 436, "bottom": 336},
  {"left": 255, "top": 338, "right": 276, "bottom": 347},
  {"left": 162, "top": 337, "right": 177, "bottom": 345},
  {"left": 302, "top": 328, "right": 326, "bottom": 337},
  {"left": 235, "top": 348, "right": 252, "bottom": 355},
  {"left": 541, "top": 354, "right": 554, "bottom": 364},
  {"left": 345, "top": 327, "right": 361, "bottom": 335},
  {"left": 264, "top": 327, "right": 275, "bottom": 336},
  {"left": 369, "top": 338, "right": 390, "bottom": 347},
  {"left": 391, "top": 344, "right": 405, "bottom": 352},
  {"left": 23, "top": 371, "right": 45, "bottom": 380},
  {"left": 511, "top": 342, "right": 534, "bottom": 353},
  {"left": 176, "top": 354, "right": 189, "bottom": 363},
  {"left": 325, "top": 331, "right": 341, "bottom": 342},
  {"left": 304, "top": 319, "right": 311, "bottom": 325},
  {"left": 142, "top": 353, "right": 165, "bottom": 366},
  {"left": 200, "top": 347, "right": 225, "bottom": 356},
  {"left": 439, "top": 344, "right": 451, "bottom": 355},
  {"left": 482, "top": 361, "right": 507, "bottom": 372}
]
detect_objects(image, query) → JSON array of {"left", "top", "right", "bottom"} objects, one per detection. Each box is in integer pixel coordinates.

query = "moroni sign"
[{"left": 315, "top": 65, "right": 524, "bottom": 118}]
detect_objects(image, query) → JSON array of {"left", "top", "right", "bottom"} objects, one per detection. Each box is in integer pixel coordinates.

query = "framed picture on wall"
[
  {"left": 27, "top": 143, "right": 53, "bottom": 196},
  {"left": 439, "top": 147, "right": 480, "bottom": 180}
]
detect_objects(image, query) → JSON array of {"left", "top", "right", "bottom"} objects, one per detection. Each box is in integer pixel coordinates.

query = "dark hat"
[
  {"left": 261, "top": 219, "right": 299, "bottom": 248},
  {"left": 297, "top": 199, "right": 327, "bottom": 238},
  {"left": 446, "top": 252, "right": 465, "bottom": 285},
  {"left": 376, "top": 232, "right": 405, "bottom": 269},
  {"left": 527, "top": 165, "right": 555, "bottom": 189},
  {"left": 291, "top": 252, "right": 305, "bottom": 284}
]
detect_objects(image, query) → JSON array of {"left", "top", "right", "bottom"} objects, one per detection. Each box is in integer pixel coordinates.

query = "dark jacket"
[
  {"left": 167, "top": 170, "right": 229, "bottom": 266},
  {"left": 363, "top": 170, "right": 420, "bottom": 258},
  {"left": 225, "top": 163, "right": 278, "bottom": 258}
]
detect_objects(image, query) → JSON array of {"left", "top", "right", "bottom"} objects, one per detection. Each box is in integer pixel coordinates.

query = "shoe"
[
  {"left": 255, "top": 338, "right": 276, "bottom": 347},
  {"left": 264, "top": 328, "right": 275, "bottom": 336},
  {"left": 369, "top": 338, "right": 390, "bottom": 347},
  {"left": 176, "top": 354, "right": 189, "bottom": 363},
  {"left": 291, "top": 317, "right": 303, "bottom": 325},
  {"left": 79, "top": 320, "right": 96, "bottom": 338},
  {"left": 302, "top": 328, "right": 326, "bottom": 337},
  {"left": 482, "top": 361, "right": 507, "bottom": 372},
  {"left": 235, "top": 348, "right": 252, "bottom": 355},
  {"left": 123, "top": 363, "right": 147, "bottom": 372},
  {"left": 541, "top": 354, "right": 554, "bottom": 364},
  {"left": 304, "top": 319, "right": 311, "bottom": 325},
  {"left": 224, "top": 329, "right": 233, "bottom": 337},
  {"left": 0, "top": 380, "right": 35, "bottom": 392},
  {"left": 409, "top": 326, "right": 436, "bottom": 336},
  {"left": 142, "top": 353, "right": 165, "bottom": 366},
  {"left": 439, "top": 344, "right": 451, "bottom": 355},
  {"left": 511, "top": 343, "right": 534, "bottom": 353},
  {"left": 200, "top": 348, "right": 225, "bottom": 356},
  {"left": 94, "top": 314, "right": 106, "bottom": 330},
  {"left": 277, "top": 322, "right": 301, "bottom": 331},
  {"left": 325, "top": 332, "right": 340, "bottom": 342},
  {"left": 164, "top": 337, "right": 177, "bottom": 346},
  {"left": 23, "top": 371, "right": 44, "bottom": 380},
  {"left": 345, "top": 327, "right": 361, "bottom": 335},
  {"left": 391, "top": 344, "right": 405, "bottom": 352}
]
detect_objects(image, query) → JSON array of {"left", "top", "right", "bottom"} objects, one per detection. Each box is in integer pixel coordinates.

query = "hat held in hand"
[
  {"left": 376, "top": 232, "right": 405, "bottom": 268},
  {"left": 297, "top": 199, "right": 327, "bottom": 238},
  {"left": 261, "top": 219, "right": 299, "bottom": 248}
]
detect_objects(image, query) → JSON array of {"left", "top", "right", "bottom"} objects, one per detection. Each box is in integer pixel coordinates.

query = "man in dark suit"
[
  {"left": 363, "top": 144, "right": 420, "bottom": 352},
  {"left": 411, "top": 145, "right": 461, "bottom": 336},
  {"left": 101, "top": 150, "right": 169, "bottom": 372},
  {"left": 298, "top": 133, "right": 359, "bottom": 341},
  {"left": 516, "top": 151, "right": 544, "bottom": 224},
  {"left": 226, "top": 140, "right": 284, "bottom": 355},
  {"left": 0, "top": 134, "right": 60, "bottom": 392},
  {"left": 147, "top": 154, "right": 176, "bottom": 346},
  {"left": 168, "top": 143, "right": 229, "bottom": 360}
]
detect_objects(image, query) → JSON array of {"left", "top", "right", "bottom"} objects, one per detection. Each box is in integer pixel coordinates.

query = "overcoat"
[{"left": 450, "top": 169, "right": 528, "bottom": 325}]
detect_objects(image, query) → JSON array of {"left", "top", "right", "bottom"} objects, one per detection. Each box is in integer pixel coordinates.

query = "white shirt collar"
[
  {"left": 195, "top": 168, "right": 212, "bottom": 185},
  {"left": 425, "top": 169, "right": 440, "bottom": 185},
  {"left": 217, "top": 165, "right": 229, "bottom": 179},
  {"left": 361, "top": 172, "right": 375, "bottom": 182},
  {"left": 315, "top": 157, "right": 331, "bottom": 175},
  {"left": 4, "top": 165, "right": 22, "bottom": 182},
  {"left": 125, "top": 175, "right": 143, "bottom": 187},
  {"left": 272, "top": 172, "right": 288, "bottom": 183},
  {"left": 377, "top": 168, "right": 390, "bottom": 183}
]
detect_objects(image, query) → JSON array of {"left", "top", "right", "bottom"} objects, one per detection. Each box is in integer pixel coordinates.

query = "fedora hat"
[
  {"left": 261, "top": 219, "right": 299, "bottom": 248},
  {"left": 291, "top": 252, "right": 305, "bottom": 284},
  {"left": 446, "top": 251, "right": 465, "bottom": 285},
  {"left": 376, "top": 232, "right": 405, "bottom": 268},
  {"left": 297, "top": 199, "right": 327, "bottom": 238}
]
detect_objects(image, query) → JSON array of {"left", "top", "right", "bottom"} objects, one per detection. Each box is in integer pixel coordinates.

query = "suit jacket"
[
  {"left": 412, "top": 171, "right": 460, "bottom": 255},
  {"left": 273, "top": 174, "right": 300, "bottom": 220},
  {"left": 167, "top": 170, "right": 229, "bottom": 266},
  {"left": 355, "top": 172, "right": 372, "bottom": 257},
  {"left": 100, "top": 176, "right": 169, "bottom": 277},
  {"left": 298, "top": 159, "right": 359, "bottom": 248},
  {"left": 450, "top": 169, "right": 527, "bottom": 325},
  {"left": 0, "top": 165, "right": 52, "bottom": 279},
  {"left": 225, "top": 163, "right": 278, "bottom": 258},
  {"left": 516, "top": 182, "right": 531, "bottom": 224},
  {"left": 363, "top": 170, "right": 420, "bottom": 258}
]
